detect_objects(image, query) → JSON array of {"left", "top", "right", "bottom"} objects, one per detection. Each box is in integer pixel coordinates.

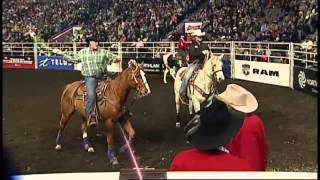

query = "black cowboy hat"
[
  {"left": 184, "top": 99, "right": 244, "bottom": 151},
  {"left": 86, "top": 35, "right": 100, "bottom": 44}
]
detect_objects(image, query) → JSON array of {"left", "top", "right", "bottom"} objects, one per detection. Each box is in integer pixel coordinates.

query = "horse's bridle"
[
  {"left": 130, "top": 66, "right": 149, "bottom": 97},
  {"left": 204, "top": 56, "right": 223, "bottom": 95}
]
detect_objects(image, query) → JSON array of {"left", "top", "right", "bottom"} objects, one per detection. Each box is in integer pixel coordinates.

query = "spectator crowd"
[
  {"left": 2, "top": 0, "right": 317, "bottom": 43},
  {"left": 189, "top": 0, "right": 317, "bottom": 43},
  {"left": 2, "top": 0, "right": 201, "bottom": 42}
]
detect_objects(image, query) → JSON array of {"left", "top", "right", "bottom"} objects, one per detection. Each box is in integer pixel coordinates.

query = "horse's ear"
[{"left": 219, "top": 54, "right": 224, "bottom": 60}]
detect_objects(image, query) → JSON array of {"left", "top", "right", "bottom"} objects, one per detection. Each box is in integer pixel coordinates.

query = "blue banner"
[
  {"left": 37, "top": 56, "right": 74, "bottom": 70},
  {"left": 222, "top": 58, "right": 231, "bottom": 79}
]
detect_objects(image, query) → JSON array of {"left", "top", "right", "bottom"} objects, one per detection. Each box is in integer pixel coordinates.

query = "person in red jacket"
[
  {"left": 217, "top": 84, "right": 269, "bottom": 171},
  {"left": 170, "top": 99, "right": 255, "bottom": 171},
  {"left": 177, "top": 35, "right": 188, "bottom": 64},
  {"left": 170, "top": 84, "right": 268, "bottom": 171}
]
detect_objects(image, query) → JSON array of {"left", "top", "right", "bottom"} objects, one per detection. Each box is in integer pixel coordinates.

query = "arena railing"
[
  {"left": 2, "top": 41, "right": 314, "bottom": 64},
  {"left": 2, "top": 41, "right": 317, "bottom": 88},
  {"left": 11, "top": 171, "right": 317, "bottom": 180}
]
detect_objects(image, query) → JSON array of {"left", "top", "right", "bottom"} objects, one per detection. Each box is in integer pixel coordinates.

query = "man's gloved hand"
[
  {"left": 202, "top": 50, "right": 209, "bottom": 55},
  {"left": 52, "top": 48, "right": 63, "bottom": 55}
]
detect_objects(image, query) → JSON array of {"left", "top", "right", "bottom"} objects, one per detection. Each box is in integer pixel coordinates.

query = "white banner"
[
  {"left": 74, "top": 62, "right": 122, "bottom": 72},
  {"left": 234, "top": 60, "right": 291, "bottom": 87},
  {"left": 185, "top": 22, "right": 202, "bottom": 33}
]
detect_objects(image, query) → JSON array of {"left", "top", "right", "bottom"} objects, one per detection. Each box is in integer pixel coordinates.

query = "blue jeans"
[
  {"left": 179, "top": 60, "right": 200, "bottom": 96},
  {"left": 84, "top": 73, "right": 103, "bottom": 118}
]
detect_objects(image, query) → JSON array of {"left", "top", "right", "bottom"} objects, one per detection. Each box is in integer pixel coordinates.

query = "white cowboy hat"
[
  {"left": 191, "top": 29, "right": 205, "bottom": 36},
  {"left": 217, "top": 84, "right": 258, "bottom": 113}
]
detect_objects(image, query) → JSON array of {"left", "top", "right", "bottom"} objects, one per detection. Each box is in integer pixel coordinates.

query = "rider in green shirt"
[{"left": 53, "top": 36, "right": 120, "bottom": 126}]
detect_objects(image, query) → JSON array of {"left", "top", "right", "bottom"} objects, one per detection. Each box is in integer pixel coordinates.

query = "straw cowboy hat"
[
  {"left": 184, "top": 99, "right": 244, "bottom": 150},
  {"left": 217, "top": 84, "right": 258, "bottom": 113},
  {"left": 191, "top": 29, "right": 206, "bottom": 36}
]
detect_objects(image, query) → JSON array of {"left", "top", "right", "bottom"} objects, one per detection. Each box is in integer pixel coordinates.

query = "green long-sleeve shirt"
[{"left": 62, "top": 47, "right": 120, "bottom": 76}]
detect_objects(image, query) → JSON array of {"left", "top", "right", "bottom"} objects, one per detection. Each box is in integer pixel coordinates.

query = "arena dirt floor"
[{"left": 3, "top": 69, "right": 317, "bottom": 175}]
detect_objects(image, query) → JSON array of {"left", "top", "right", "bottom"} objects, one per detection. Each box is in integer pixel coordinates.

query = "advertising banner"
[
  {"left": 293, "top": 66, "right": 318, "bottom": 95},
  {"left": 185, "top": 22, "right": 202, "bottom": 34},
  {"left": 3, "top": 55, "right": 35, "bottom": 69},
  {"left": 122, "top": 58, "right": 164, "bottom": 73},
  {"left": 37, "top": 56, "right": 74, "bottom": 70},
  {"left": 234, "top": 60, "right": 291, "bottom": 87}
]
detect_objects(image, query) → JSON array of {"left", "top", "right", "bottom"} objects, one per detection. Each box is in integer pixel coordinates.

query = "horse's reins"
[{"left": 193, "top": 54, "right": 222, "bottom": 100}]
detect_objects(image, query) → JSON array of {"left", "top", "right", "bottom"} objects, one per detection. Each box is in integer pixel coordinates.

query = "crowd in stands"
[
  {"left": 2, "top": 0, "right": 201, "bottom": 42},
  {"left": 2, "top": 0, "right": 317, "bottom": 43},
  {"left": 189, "top": 0, "right": 317, "bottom": 43}
]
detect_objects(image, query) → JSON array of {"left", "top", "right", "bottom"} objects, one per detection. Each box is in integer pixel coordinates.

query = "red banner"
[{"left": 3, "top": 55, "right": 35, "bottom": 69}]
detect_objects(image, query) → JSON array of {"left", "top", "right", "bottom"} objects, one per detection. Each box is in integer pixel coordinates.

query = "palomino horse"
[
  {"left": 162, "top": 51, "right": 186, "bottom": 84},
  {"left": 174, "top": 52, "right": 225, "bottom": 127},
  {"left": 54, "top": 60, "right": 151, "bottom": 165}
]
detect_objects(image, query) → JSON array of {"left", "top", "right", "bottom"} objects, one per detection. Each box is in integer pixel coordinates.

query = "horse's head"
[
  {"left": 127, "top": 60, "right": 151, "bottom": 98},
  {"left": 203, "top": 53, "right": 225, "bottom": 83}
]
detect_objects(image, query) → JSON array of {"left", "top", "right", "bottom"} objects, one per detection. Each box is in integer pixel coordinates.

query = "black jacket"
[{"left": 188, "top": 42, "right": 210, "bottom": 63}]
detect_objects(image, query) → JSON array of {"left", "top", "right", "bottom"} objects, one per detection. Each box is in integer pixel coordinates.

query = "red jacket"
[
  {"left": 226, "top": 113, "right": 268, "bottom": 171},
  {"left": 169, "top": 149, "right": 255, "bottom": 171},
  {"left": 178, "top": 38, "right": 188, "bottom": 50}
]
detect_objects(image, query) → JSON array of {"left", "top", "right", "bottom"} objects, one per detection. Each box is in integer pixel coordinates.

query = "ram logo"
[
  {"left": 242, "top": 64, "right": 250, "bottom": 76},
  {"left": 253, "top": 68, "right": 279, "bottom": 77}
]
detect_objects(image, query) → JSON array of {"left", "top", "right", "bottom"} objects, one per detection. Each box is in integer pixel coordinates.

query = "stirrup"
[
  {"left": 179, "top": 94, "right": 188, "bottom": 104},
  {"left": 87, "top": 115, "right": 98, "bottom": 127}
]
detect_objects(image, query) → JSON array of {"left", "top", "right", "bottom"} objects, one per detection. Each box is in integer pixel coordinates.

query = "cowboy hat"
[
  {"left": 184, "top": 99, "right": 244, "bottom": 150},
  {"left": 191, "top": 29, "right": 206, "bottom": 36},
  {"left": 217, "top": 84, "right": 258, "bottom": 113},
  {"left": 86, "top": 35, "right": 100, "bottom": 44}
]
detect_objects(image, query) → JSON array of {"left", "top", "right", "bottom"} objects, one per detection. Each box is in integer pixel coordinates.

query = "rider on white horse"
[{"left": 179, "top": 29, "right": 209, "bottom": 103}]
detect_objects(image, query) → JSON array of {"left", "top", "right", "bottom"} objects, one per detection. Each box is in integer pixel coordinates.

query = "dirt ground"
[{"left": 3, "top": 69, "right": 317, "bottom": 175}]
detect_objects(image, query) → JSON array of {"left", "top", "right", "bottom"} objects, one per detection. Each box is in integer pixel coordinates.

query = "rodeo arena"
[{"left": 2, "top": 0, "right": 318, "bottom": 180}]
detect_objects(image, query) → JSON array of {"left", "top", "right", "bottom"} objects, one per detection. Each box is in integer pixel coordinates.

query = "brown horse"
[{"left": 54, "top": 60, "right": 151, "bottom": 165}]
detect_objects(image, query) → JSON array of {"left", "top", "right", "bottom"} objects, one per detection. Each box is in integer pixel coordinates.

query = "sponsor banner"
[
  {"left": 74, "top": 61, "right": 122, "bottom": 72},
  {"left": 3, "top": 55, "right": 35, "bottom": 69},
  {"left": 37, "top": 56, "right": 74, "bottom": 70},
  {"left": 122, "top": 58, "right": 164, "bottom": 73},
  {"left": 293, "top": 66, "right": 318, "bottom": 95},
  {"left": 234, "top": 60, "right": 290, "bottom": 87},
  {"left": 185, "top": 22, "right": 202, "bottom": 34},
  {"left": 222, "top": 59, "right": 231, "bottom": 79}
]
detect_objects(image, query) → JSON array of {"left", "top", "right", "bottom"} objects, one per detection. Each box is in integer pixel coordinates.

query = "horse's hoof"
[
  {"left": 164, "top": 81, "right": 167, "bottom": 84},
  {"left": 110, "top": 158, "right": 119, "bottom": 166},
  {"left": 96, "top": 133, "right": 103, "bottom": 137},
  {"left": 119, "top": 145, "right": 128, "bottom": 153},
  {"left": 55, "top": 144, "right": 62, "bottom": 150},
  {"left": 87, "top": 147, "right": 95, "bottom": 153},
  {"left": 176, "top": 122, "right": 181, "bottom": 128}
]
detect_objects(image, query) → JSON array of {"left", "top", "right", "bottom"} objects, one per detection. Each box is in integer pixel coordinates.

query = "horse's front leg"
[
  {"left": 163, "top": 68, "right": 169, "bottom": 84},
  {"left": 81, "top": 119, "right": 94, "bottom": 153},
  {"left": 192, "top": 98, "right": 201, "bottom": 115},
  {"left": 175, "top": 91, "right": 181, "bottom": 128},
  {"left": 188, "top": 97, "right": 194, "bottom": 118},
  {"left": 119, "top": 117, "right": 135, "bottom": 153},
  {"left": 105, "top": 119, "right": 119, "bottom": 166}
]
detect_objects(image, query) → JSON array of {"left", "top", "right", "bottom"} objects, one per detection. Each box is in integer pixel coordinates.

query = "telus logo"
[{"left": 39, "top": 58, "right": 73, "bottom": 67}]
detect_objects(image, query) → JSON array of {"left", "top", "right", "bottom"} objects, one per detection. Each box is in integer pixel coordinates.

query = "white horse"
[
  {"left": 162, "top": 52, "right": 184, "bottom": 84},
  {"left": 174, "top": 52, "right": 225, "bottom": 127}
]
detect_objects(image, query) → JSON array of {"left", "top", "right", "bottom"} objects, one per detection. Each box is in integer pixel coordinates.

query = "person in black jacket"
[{"left": 179, "top": 29, "right": 210, "bottom": 101}]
